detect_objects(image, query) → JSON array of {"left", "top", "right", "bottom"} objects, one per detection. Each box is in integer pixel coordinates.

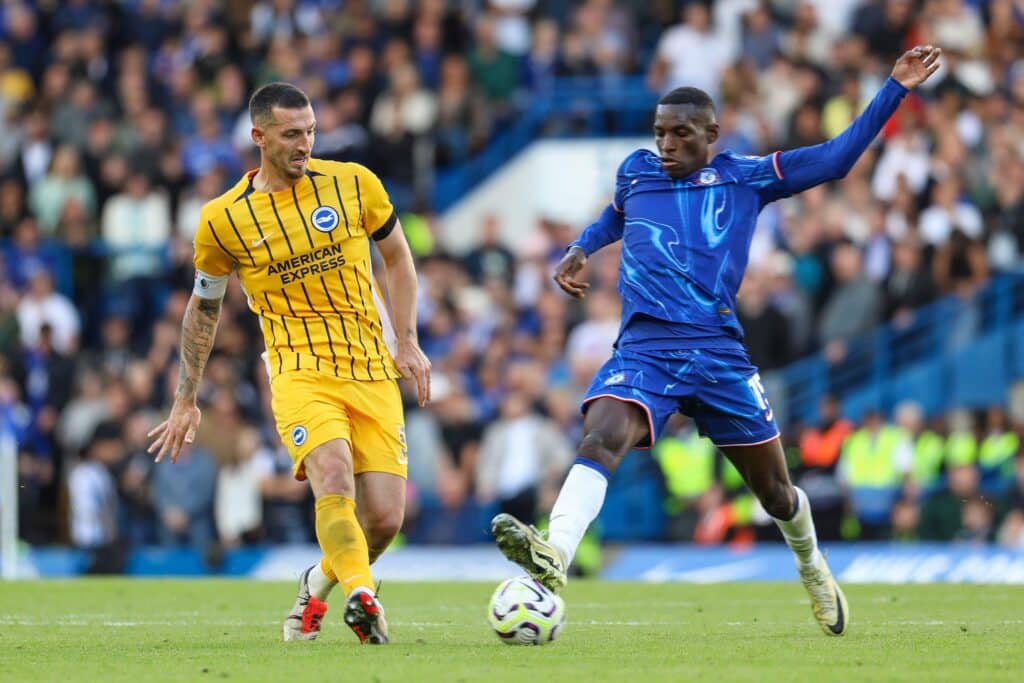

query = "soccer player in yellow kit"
[{"left": 148, "top": 83, "right": 431, "bottom": 645}]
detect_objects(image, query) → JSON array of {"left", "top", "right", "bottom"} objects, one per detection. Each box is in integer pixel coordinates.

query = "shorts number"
[{"left": 746, "top": 373, "right": 774, "bottom": 422}]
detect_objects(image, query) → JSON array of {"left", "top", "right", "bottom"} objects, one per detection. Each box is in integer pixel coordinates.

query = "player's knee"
[
  {"left": 577, "top": 430, "right": 627, "bottom": 474},
  {"left": 759, "top": 481, "right": 797, "bottom": 520},
  {"left": 304, "top": 449, "right": 355, "bottom": 497}
]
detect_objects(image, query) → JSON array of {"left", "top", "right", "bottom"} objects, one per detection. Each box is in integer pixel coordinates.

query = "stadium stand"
[{"left": 1, "top": 0, "right": 1022, "bottom": 566}]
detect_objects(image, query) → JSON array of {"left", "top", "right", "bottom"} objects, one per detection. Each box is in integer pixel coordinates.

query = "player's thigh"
[
  {"left": 581, "top": 396, "right": 654, "bottom": 455},
  {"left": 583, "top": 351, "right": 679, "bottom": 449},
  {"left": 346, "top": 378, "right": 407, "bottom": 478},
  {"left": 270, "top": 370, "right": 353, "bottom": 482}
]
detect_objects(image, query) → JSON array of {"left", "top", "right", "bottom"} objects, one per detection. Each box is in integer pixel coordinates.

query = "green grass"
[{"left": 1, "top": 580, "right": 1021, "bottom": 682}]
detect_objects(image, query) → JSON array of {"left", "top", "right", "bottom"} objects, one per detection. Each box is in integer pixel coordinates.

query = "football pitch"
[{"left": 1, "top": 580, "right": 1021, "bottom": 682}]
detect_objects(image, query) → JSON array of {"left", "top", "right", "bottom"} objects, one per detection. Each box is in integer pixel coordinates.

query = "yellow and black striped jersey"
[{"left": 193, "top": 158, "right": 400, "bottom": 381}]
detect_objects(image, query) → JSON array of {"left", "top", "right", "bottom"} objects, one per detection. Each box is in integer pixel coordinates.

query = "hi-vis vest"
[
  {"left": 842, "top": 426, "right": 904, "bottom": 487},
  {"left": 911, "top": 430, "right": 945, "bottom": 487},
  {"left": 945, "top": 430, "right": 978, "bottom": 467},
  {"left": 979, "top": 431, "right": 1020, "bottom": 471},
  {"left": 655, "top": 432, "right": 716, "bottom": 500}
]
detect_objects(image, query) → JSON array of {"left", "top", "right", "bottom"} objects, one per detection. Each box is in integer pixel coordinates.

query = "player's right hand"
[
  {"left": 147, "top": 398, "right": 202, "bottom": 464},
  {"left": 553, "top": 246, "right": 590, "bottom": 298},
  {"left": 395, "top": 338, "right": 432, "bottom": 407}
]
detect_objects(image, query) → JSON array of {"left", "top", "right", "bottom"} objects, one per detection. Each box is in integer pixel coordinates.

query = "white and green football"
[{"left": 487, "top": 576, "right": 566, "bottom": 645}]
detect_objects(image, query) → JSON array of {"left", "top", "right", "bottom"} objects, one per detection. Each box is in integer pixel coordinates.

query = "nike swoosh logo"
[
  {"left": 828, "top": 587, "right": 846, "bottom": 635},
  {"left": 251, "top": 232, "right": 276, "bottom": 246}
]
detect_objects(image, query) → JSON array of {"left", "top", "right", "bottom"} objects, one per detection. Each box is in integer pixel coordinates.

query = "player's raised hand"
[
  {"left": 553, "top": 246, "right": 590, "bottom": 298},
  {"left": 891, "top": 45, "right": 941, "bottom": 90},
  {"left": 147, "top": 398, "right": 201, "bottom": 464},
  {"left": 395, "top": 338, "right": 432, "bottom": 406}
]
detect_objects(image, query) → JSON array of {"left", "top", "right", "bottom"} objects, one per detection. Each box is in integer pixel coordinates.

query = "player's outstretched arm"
[
  {"left": 774, "top": 45, "right": 941, "bottom": 196},
  {"left": 147, "top": 293, "right": 222, "bottom": 463},
  {"left": 376, "top": 219, "right": 431, "bottom": 406}
]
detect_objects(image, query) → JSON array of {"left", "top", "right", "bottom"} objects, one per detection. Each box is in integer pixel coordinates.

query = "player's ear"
[
  {"left": 705, "top": 121, "right": 720, "bottom": 145},
  {"left": 251, "top": 126, "right": 264, "bottom": 149}
]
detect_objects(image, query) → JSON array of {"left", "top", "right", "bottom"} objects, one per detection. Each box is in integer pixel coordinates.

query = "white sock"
[
  {"left": 308, "top": 563, "right": 337, "bottom": 601},
  {"left": 772, "top": 486, "right": 822, "bottom": 569},
  {"left": 546, "top": 462, "right": 609, "bottom": 564}
]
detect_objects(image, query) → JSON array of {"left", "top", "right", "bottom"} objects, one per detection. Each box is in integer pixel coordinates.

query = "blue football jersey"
[
  {"left": 612, "top": 148, "right": 788, "bottom": 346},
  {"left": 570, "top": 77, "right": 909, "bottom": 352}
]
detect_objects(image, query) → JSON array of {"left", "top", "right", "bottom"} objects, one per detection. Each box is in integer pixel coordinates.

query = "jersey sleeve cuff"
[
  {"left": 193, "top": 270, "right": 229, "bottom": 299},
  {"left": 370, "top": 212, "right": 398, "bottom": 241}
]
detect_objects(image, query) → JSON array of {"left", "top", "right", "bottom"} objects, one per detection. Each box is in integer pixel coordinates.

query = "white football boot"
[
  {"left": 798, "top": 554, "right": 849, "bottom": 636},
  {"left": 491, "top": 513, "right": 568, "bottom": 593},
  {"left": 282, "top": 565, "right": 329, "bottom": 641}
]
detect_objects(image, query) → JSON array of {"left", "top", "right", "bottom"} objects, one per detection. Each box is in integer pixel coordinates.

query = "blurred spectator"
[
  {"left": 462, "top": 215, "right": 515, "bottom": 284},
  {"left": 27, "top": 146, "right": 96, "bottom": 235},
  {"left": 565, "top": 289, "right": 619, "bottom": 389},
  {"left": 253, "top": 440, "right": 312, "bottom": 544},
  {"left": 737, "top": 268, "right": 791, "bottom": 371},
  {"left": 795, "top": 394, "right": 853, "bottom": 540},
  {"left": 476, "top": 391, "right": 572, "bottom": 524},
  {"left": 16, "top": 270, "right": 80, "bottom": 355},
  {"left": 434, "top": 55, "right": 491, "bottom": 167},
  {"left": 996, "top": 456, "right": 1024, "bottom": 548},
  {"left": 101, "top": 171, "right": 171, "bottom": 334},
  {"left": 67, "top": 422, "right": 124, "bottom": 572},
  {"left": 818, "top": 242, "right": 880, "bottom": 354},
  {"left": 648, "top": 2, "right": 734, "bottom": 99},
  {"left": 152, "top": 444, "right": 217, "bottom": 557},
  {"left": 920, "top": 463, "right": 981, "bottom": 541},
  {"left": 883, "top": 237, "right": 937, "bottom": 322},
  {"left": 468, "top": 13, "right": 521, "bottom": 115},
  {"left": 215, "top": 427, "right": 263, "bottom": 548},
  {"left": 839, "top": 409, "right": 911, "bottom": 539}
]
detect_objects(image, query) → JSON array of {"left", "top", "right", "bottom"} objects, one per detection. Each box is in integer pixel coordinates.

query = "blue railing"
[
  {"left": 781, "top": 270, "right": 1024, "bottom": 423},
  {"left": 433, "top": 76, "right": 658, "bottom": 210}
]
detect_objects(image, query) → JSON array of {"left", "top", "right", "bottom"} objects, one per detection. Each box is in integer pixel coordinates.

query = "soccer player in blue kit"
[{"left": 493, "top": 45, "right": 942, "bottom": 636}]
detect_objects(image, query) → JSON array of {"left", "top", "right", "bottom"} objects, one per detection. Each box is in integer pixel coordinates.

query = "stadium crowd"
[{"left": 1, "top": 0, "right": 1024, "bottom": 567}]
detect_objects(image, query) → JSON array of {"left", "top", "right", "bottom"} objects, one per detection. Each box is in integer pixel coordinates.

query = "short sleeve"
[
  {"left": 355, "top": 165, "right": 396, "bottom": 237},
  {"left": 193, "top": 204, "right": 236, "bottom": 276}
]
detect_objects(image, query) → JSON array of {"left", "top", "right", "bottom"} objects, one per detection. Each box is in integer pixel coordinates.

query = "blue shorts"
[{"left": 582, "top": 346, "right": 780, "bottom": 449}]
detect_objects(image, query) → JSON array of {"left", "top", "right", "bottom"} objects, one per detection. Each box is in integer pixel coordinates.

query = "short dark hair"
[
  {"left": 249, "top": 82, "right": 310, "bottom": 125},
  {"left": 658, "top": 87, "right": 715, "bottom": 112}
]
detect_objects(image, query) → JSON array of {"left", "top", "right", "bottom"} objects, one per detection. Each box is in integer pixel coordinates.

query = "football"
[{"left": 487, "top": 576, "right": 566, "bottom": 645}]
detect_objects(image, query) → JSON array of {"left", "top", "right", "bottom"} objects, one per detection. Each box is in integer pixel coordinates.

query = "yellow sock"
[
  {"left": 315, "top": 495, "right": 373, "bottom": 596},
  {"left": 320, "top": 557, "right": 337, "bottom": 583}
]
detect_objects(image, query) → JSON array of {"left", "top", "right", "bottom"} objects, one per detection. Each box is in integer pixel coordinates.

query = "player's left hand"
[
  {"left": 395, "top": 338, "right": 432, "bottom": 406},
  {"left": 891, "top": 45, "right": 941, "bottom": 90}
]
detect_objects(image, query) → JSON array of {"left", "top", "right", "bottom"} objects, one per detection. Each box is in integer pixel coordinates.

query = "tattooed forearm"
[{"left": 176, "top": 295, "right": 222, "bottom": 401}]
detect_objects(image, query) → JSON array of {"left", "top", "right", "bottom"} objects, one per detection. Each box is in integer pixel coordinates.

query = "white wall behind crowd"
[{"left": 440, "top": 138, "right": 653, "bottom": 255}]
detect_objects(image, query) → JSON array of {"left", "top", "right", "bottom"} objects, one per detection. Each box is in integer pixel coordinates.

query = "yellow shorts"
[{"left": 270, "top": 370, "right": 407, "bottom": 481}]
